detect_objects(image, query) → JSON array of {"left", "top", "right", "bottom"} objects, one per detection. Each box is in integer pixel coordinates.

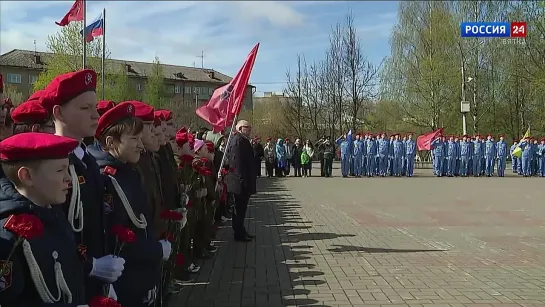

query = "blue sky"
[{"left": 0, "top": 1, "right": 398, "bottom": 96}]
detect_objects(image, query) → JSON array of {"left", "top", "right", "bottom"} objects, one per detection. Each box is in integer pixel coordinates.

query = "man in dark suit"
[{"left": 226, "top": 119, "right": 257, "bottom": 242}]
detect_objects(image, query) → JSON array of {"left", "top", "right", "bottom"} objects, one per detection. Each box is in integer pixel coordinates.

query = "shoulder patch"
[
  {"left": 0, "top": 260, "right": 12, "bottom": 292},
  {"left": 77, "top": 176, "right": 86, "bottom": 185}
]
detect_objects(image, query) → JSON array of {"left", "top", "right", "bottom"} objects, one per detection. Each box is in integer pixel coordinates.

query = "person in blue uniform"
[
  {"left": 404, "top": 133, "right": 416, "bottom": 177},
  {"left": 510, "top": 140, "right": 519, "bottom": 173},
  {"left": 538, "top": 138, "right": 545, "bottom": 177},
  {"left": 0, "top": 133, "right": 92, "bottom": 306},
  {"left": 532, "top": 138, "right": 539, "bottom": 176},
  {"left": 439, "top": 135, "right": 448, "bottom": 176},
  {"left": 353, "top": 134, "right": 364, "bottom": 177},
  {"left": 430, "top": 134, "right": 444, "bottom": 177},
  {"left": 39, "top": 70, "right": 124, "bottom": 300},
  {"left": 518, "top": 138, "right": 532, "bottom": 177},
  {"left": 472, "top": 135, "right": 483, "bottom": 177},
  {"left": 484, "top": 134, "right": 496, "bottom": 177},
  {"left": 446, "top": 135, "right": 457, "bottom": 177},
  {"left": 401, "top": 135, "right": 407, "bottom": 176},
  {"left": 366, "top": 134, "right": 377, "bottom": 177},
  {"left": 453, "top": 136, "right": 461, "bottom": 176},
  {"left": 387, "top": 134, "right": 395, "bottom": 176},
  {"left": 459, "top": 135, "right": 470, "bottom": 176},
  {"left": 496, "top": 134, "right": 508, "bottom": 177},
  {"left": 88, "top": 102, "right": 171, "bottom": 307},
  {"left": 392, "top": 134, "right": 404, "bottom": 176},
  {"left": 336, "top": 134, "right": 350, "bottom": 177},
  {"left": 361, "top": 134, "right": 368, "bottom": 176},
  {"left": 377, "top": 133, "right": 389, "bottom": 177}
]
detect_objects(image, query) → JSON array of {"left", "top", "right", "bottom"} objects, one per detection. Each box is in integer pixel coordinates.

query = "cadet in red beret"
[
  {"left": 11, "top": 99, "right": 54, "bottom": 134},
  {"left": 39, "top": 69, "right": 99, "bottom": 141},
  {"left": 39, "top": 69, "right": 124, "bottom": 300},
  {"left": 0, "top": 132, "right": 94, "bottom": 306},
  {"left": 87, "top": 102, "right": 168, "bottom": 306},
  {"left": 97, "top": 100, "right": 115, "bottom": 116}
]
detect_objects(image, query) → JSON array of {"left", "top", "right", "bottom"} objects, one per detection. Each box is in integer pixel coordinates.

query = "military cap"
[
  {"left": 11, "top": 100, "right": 49, "bottom": 124},
  {"left": 158, "top": 109, "right": 173, "bottom": 121},
  {"left": 175, "top": 127, "right": 194, "bottom": 148},
  {"left": 0, "top": 132, "right": 78, "bottom": 161},
  {"left": 28, "top": 90, "right": 45, "bottom": 102},
  {"left": 40, "top": 69, "right": 97, "bottom": 112},
  {"left": 498, "top": 134, "right": 504, "bottom": 138},
  {"left": 97, "top": 100, "right": 115, "bottom": 116},
  {"left": 95, "top": 102, "right": 135, "bottom": 139},
  {"left": 122, "top": 101, "right": 154, "bottom": 122}
]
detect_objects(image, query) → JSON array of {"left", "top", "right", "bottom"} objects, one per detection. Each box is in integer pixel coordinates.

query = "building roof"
[{"left": 0, "top": 49, "right": 248, "bottom": 85}]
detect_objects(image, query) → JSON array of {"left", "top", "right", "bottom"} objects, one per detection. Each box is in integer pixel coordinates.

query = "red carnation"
[
  {"left": 175, "top": 253, "right": 185, "bottom": 266},
  {"left": 202, "top": 169, "right": 212, "bottom": 177},
  {"left": 199, "top": 157, "right": 209, "bottom": 164},
  {"left": 161, "top": 232, "right": 174, "bottom": 242},
  {"left": 3, "top": 213, "right": 44, "bottom": 240},
  {"left": 111, "top": 225, "right": 136, "bottom": 243},
  {"left": 159, "top": 210, "right": 183, "bottom": 221},
  {"left": 88, "top": 296, "right": 122, "bottom": 307},
  {"left": 220, "top": 168, "right": 228, "bottom": 176}
]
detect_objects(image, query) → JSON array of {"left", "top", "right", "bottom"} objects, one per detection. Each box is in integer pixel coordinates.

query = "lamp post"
[{"left": 459, "top": 40, "right": 484, "bottom": 135}]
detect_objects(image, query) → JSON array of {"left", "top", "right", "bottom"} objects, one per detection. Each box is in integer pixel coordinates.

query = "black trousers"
[{"left": 232, "top": 191, "right": 250, "bottom": 238}]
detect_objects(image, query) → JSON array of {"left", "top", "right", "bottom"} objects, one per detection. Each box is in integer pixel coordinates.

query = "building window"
[
  {"left": 174, "top": 85, "right": 181, "bottom": 94},
  {"left": 208, "top": 88, "right": 214, "bottom": 95},
  {"left": 7, "top": 74, "right": 21, "bottom": 84},
  {"left": 29, "top": 75, "right": 38, "bottom": 84},
  {"left": 185, "top": 86, "right": 191, "bottom": 94},
  {"left": 137, "top": 83, "right": 142, "bottom": 91}
]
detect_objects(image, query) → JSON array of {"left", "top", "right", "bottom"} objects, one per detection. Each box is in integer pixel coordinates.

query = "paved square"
[{"left": 172, "top": 165, "right": 545, "bottom": 307}]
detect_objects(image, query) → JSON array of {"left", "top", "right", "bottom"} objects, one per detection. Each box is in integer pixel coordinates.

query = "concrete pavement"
[{"left": 172, "top": 166, "right": 545, "bottom": 307}]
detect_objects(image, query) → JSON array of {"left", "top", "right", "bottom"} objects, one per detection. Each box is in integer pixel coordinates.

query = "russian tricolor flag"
[{"left": 81, "top": 13, "right": 104, "bottom": 43}]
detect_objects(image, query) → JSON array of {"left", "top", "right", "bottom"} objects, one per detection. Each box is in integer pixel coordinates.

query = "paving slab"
[{"left": 171, "top": 166, "right": 545, "bottom": 307}]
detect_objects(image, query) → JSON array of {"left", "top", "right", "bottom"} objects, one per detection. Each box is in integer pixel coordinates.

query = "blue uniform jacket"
[
  {"left": 88, "top": 146, "right": 163, "bottom": 302},
  {"left": 393, "top": 140, "right": 404, "bottom": 157},
  {"left": 366, "top": 139, "right": 377, "bottom": 155},
  {"left": 0, "top": 177, "right": 85, "bottom": 307},
  {"left": 431, "top": 139, "right": 444, "bottom": 156},
  {"left": 378, "top": 139, "right": 389, "bottom": 157},
  {"left": 484, "top": 140, "right": 495, "bottom": 158},
  {"left": 496, "top": 141, "right": 507, "bottom": 158},
  {"left": 473, "top": 140, "right": 483, "bottom": 157},
  {"left": 405, "top": 140, "right": 416, "bottom": 158}
]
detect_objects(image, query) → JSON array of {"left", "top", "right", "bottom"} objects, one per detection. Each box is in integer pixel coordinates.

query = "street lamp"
[{"left": 459, "top": 40, "right": 484, "bottom": 135}]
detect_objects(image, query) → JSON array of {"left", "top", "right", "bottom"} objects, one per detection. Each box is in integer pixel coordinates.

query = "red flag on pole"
[
  {"left": 416, "top": 128, "right": 444, "bottom": 151},
  {"left": 196, "top": 43, "right": 259, "bottom": 132},
  {"left": 56, "top": 0, "right": 84, "bottom": 26}
]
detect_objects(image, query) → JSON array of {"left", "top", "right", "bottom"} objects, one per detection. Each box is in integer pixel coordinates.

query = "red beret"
[
  {"left": 40, "top": 69, "right": 97, "bottom": 112},
  {"left": 266, "top": 137, "right": 272, "bottom": 141},
  {"left": 122, "top": 101, "right": 154, "bottom": 122},
  {"left": 0, "top": 132, "right": 78, "bottom": 161},
  {"left": 97, "top": 100, "right": 115, "bottom": 116},
  {"left": 175, "top": 127, "right": 195, "bottom": 149},
  {"left": 95, "top": 102, "right": 135, "bottom": 139},
  {"left": 158, "top": 109, "right": 173, "bottom": 121},
  {"left": 0, "top": 74, "right": 3, "bottom": 93},
  {"left": 28, "top": 90, "right": 45, "bottom": 102},
  {"left": 11, "top": 100, "right": 50, "bottom": 124},
  {"left": 498, "top": 134, "right": 504, "bottom": 137},
  {"left": 153, "top": 110, "right": 163, "bottom": 127}
]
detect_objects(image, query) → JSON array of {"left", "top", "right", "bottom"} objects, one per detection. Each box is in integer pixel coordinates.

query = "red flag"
[
  {"left": 416, "top": 128, "right": 444, "bottom": 151},
  {"left": 196, "top": 43, "right": 259, "bottom": 132},
  {"left": 56, "top": 0, "right": 84, "bottom": 26}
]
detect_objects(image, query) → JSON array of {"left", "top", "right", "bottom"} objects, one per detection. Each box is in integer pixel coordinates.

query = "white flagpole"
[
  {"left": 82, "top": 0, "right": 87, "bottom": 69},
  {"left": 101, "top": 8, "right": 106, "bottom": 100}
]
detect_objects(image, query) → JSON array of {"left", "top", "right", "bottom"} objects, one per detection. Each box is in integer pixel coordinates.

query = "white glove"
[
  {"left": 159, "top": 240, "right": 172, "bottom": 260},
  {"left": 180, "top": 213, "right": 188, "bottom": 229},
  {"left": 108, "top": 284, "right": 117, "bottom": 300},
  {"left": 142, "top": 286, "right": 157, "bottom": 304},
  {"left": 89, "top": 255, "right": 125, "bottom": 283}
]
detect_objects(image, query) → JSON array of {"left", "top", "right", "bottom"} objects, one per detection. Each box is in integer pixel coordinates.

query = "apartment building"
[{"left": 0, "top": 49, "right": 254, "bottom": 110}]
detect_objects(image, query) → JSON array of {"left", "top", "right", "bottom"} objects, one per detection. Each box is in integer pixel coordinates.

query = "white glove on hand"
[
  {"left": 89, "top": 255, "right": 125, "bottom": 283},
  {"left": 142, "top": 286, "right": 157, "bottom": 304},
  {"left": 108, "top": 284, "right": 117, "bottom": 300},
  {"left": 180, "top": 213, "right": 188, "bottom": 229},
  {"left": 159, "top": 240, "right": 172, "bottom": 260}
]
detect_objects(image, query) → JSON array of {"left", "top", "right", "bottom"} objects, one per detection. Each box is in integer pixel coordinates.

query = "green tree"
[
  {"left": 103, "top": 64, "right": 137, "bottom": 102},
  {"left": 144, "top": 56, "right": 169, "bottom": 108},
  {"left": 3, "top": 85, "right": 24, "bottom": 106},
  {"left": 33, "top": 22, "right": 106, "bottom": 92}
]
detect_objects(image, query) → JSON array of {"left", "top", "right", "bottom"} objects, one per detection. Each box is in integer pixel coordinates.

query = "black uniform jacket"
[
  {"left": 87, "top": 145, "right": 163, "bottom": 301},
  {"left": 226, "top": 133, "right": 257, "bottom": 195},
  {"left": 157, "top": 144, "right": 180, "bottom": 211},
  {"left": 62, "top": 149, "right": 108, "bottom": 299},
  {"left": 0, "top": 176, "right": 85, "bottom": 307}
]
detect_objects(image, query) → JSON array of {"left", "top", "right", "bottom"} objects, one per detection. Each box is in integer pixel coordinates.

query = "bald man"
[{"left": 225, "top": 119, "right": 257, "bottom": 242}]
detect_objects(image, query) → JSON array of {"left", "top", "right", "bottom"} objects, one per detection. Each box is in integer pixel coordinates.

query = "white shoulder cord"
[
  {"left": 108, "top": 175, "right": 147, "bottom": 229},
  {"left": 22, "top": 240, "right": 72, "bottom": 304},
  {"left": 68, "top": 165, "right": 84, "bottom": 232}
]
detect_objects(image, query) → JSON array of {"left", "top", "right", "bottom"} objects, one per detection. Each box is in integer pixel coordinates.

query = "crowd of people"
[
  {"left": 0, "top": 71, "right": 257, "bottom": 307},
  {"left": 250, "top": 132, "right": 545, "bottom": 179}
]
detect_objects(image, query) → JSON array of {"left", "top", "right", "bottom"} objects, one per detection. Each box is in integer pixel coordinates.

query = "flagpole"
[
  {"left": 101, "top": 8, "right": 106, "bottom": 100},
  {"left": 82, "top": 0, "right": 87, "bottom": 69}
]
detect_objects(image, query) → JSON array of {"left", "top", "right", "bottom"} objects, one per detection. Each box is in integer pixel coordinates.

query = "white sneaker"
[{"left": 186, "top": 263, "right": 201, "bottom": 273}]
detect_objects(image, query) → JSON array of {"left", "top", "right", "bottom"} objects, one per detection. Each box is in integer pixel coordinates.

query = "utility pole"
[
  {"left": 461, "top": 55, "right": 468, "bottom": 136},
  {"left": 197, "top": 51, "right": 204, "bottom": 69}
]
